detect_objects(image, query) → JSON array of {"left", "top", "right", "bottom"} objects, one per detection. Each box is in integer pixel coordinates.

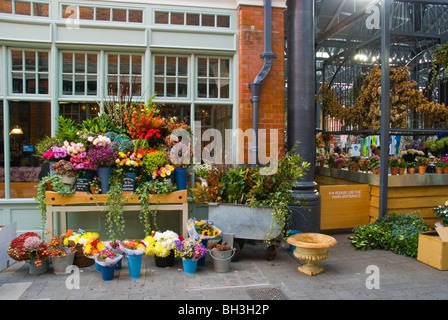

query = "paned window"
[
  {"left": 11, "top": 49, "right": 49, "bottom": 95},
  {"left": 154, "top": 56, "right": 188, "bottom": 98},
  {"left": 197, "top": 57, "right": 230, "bottom": 99},
  {"left": 0, "top": 0, "right": 49, "bottom": 17},
  {"left": 107, "top": 54, "right": 142, "bottom": 97},
  {"left": 61, "top": 52, "right": 98, "bottom": 96}
]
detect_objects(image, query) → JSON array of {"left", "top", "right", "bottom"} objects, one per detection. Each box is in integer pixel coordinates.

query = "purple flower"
[{"left": 87, "top": 145, "right": 117, "bottom": 168}]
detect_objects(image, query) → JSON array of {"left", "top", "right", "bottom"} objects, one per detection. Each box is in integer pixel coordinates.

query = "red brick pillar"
[{"left": 237, "top": 5, "right": 285, "bottom": 164}]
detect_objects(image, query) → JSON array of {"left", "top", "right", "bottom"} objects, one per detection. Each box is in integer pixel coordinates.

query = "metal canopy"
[{"left": 313, "top": 0, "right": 448, "bottom": 217}]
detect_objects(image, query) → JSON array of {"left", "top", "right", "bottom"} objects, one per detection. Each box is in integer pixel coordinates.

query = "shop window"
[
  {"left": 9, "top": 101, "right": 51, "bottom": 198},
  {"left": 154, "top": 55, "right": 188, "bottom": 98},
  {"left": 0, "top": 102, "right": 3, "bottom": 198},
  {"left": 158, "top": 104, "right": 191, "bottom": 125},
  {"left": 11, "top": 49, "right": 49, "bottom": 95},
  {"left": 61, "top": 52, "right": 98, "bottom": 96},
  {"left": 59, "top": 102, "right": 99, "bottom": 124},
  {"left": 197, "top": 57, "right": 230, "bottom": 99},
  {"left": 107, "top": 53, "right": 142, "bottom": 97}
]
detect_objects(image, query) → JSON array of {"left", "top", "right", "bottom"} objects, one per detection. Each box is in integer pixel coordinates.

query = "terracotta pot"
[
  {"left": 319, "top": 162, "right": 325, "bottom": 167},
  {"left": 398, "top": 167, "right": 406, "bottom": 175},
  {"left": 418, "top": 166, "right": 427, "bottom": 174},
  {"left": 90, "top": 186, "right": 100, "bottom": 194},
  {"left": 390, "top": 167, "right": 399, "bottom": 175},
  {"left": 371, "top": 168, "right": 380, "bottom": 175},
  {"left": 408, "top": 167, "right": 415, "bottom": 175},
  {"left": 436, "top": 167, "right": 444, "bottom": 174},
  {"left": 444, "top": 167, "right": 448, "bottom": 174},
  {"left": 334, "top": 162, "right": 343, "bottom": 169}
]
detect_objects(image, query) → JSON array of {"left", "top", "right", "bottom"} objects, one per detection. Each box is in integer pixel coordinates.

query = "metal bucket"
[{"left": 209, "top": 249, "right": 235, "bottom": 273}]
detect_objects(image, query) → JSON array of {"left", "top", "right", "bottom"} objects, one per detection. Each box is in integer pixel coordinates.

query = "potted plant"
[
  {"left": 51, "top": 160, "right": 77, "bottom": 188},
  {"left": 193, "top": 163, "right": 214, "bottom": 186},
  {"left": 398, "top": 158, "right": 407, "bottom": 175},
  {"left": 7, "top": 232, "right": 50, "bottom": 274},
  {"left": 89, "top": 176, "right": 101, "bottom": 194},
  {"left": 144, "top": 230, "right": 179, "bottom": 267},
  {"left": 389, "top": 156, "right": 401, "bottom": 175},
  {"left": 406, "top": 160, "right": 417, "bottom": 174},
  {"left": 174, "top": 237, "right": 207, "bottom": 274},
  {"left": 369, "top": 155, "right": 380, "bottom": 174},
  {"left": 333, "top": 156, "right": 344, "bottom": 169},
  {"left": 416, "top": 156, "right": 430, "bottom": 174},
  {"left": 87, "top": 144, "right": 117, "bottom": 194},
  {"left": 315, "top": 155, "right": 326, "bottom": 167},
  {"left": 435, "top": 158, "right": 447, "bottom": 174}
]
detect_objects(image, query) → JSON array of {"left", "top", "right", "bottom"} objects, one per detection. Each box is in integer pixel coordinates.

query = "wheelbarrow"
[{"left": 208, "top": 203, "right": 283, "bottom": 260}]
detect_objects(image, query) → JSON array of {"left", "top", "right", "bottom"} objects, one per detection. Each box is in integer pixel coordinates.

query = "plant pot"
[
  {"left": 126, "top": 254, "right": 142, "bottom": 279},
  {"left": 46, "top": 180, "right": 54, "bottom": 191},
  {"left": 174, "top": 167, "right": 187, "bottom": 190},
  {"left": 436, "top": 167, "right": 444, "bottom": 174},
  {"left": 444, "top": 167, "right": 448, "bottom": 174},
  {"left": 398, "top": 167, "right": 406, "bottom": 175},
  {"left": 101, "top": 265, "right": 115, "bottom": 281},
  {"left": 408, "top": 167, "right": 415, "bottom": 174},
  {"left": 90, "top": 186, "right": 100, "bottom": 194},
  {"left": 51, "top": 252, "right": 75, "bottom": 274},
  {"left": 97, "top": 167, "right": 112, "bottom": 194},
  {"left": 61, "top": 175, "right": 76, "bottom": 188},
  {"left": 28, "top": 259, "right": 50, "bottom": 275},
  {"left": 73, "top": 244, "right": 94, "bottom": 267},
  {"left": 390, "top": 167, "right": 399, "bottom": 175},
  {"left": 182, "top": 258, "right": 198, "bottom": 274},
  {"left": 319, "top": 162, "right": 325, "bottom": 167},
  {"left": 333, "top": 162, "right": 343, "bottom": 169},
  {"left": 154, "top": 251, "right": 175, "bottom": 267},
  {"left": 418, "top": 166, "right": 427, "bottom": 174}
]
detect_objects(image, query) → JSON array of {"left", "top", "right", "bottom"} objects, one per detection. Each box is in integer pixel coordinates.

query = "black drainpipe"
[{"left": 248, "top": 0, "right": 276, "bottom": 166}]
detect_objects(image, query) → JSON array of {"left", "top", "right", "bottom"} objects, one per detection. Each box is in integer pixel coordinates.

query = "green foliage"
[
  {"left": 35, "top": 174, "right": 76, "bottom": 235},
  {"left": 105, "top": 168, "right": 126, "bottom": 240},
  {"left": 35, "top": 136, "right": 63, "bottom": 158},
  {"left": 220, "top": 166, "right": 257, "bottom": 204},
  {"left": 55, "top": 116, "right": 80, "bottom": 142},
  {"left": 349, "top": 213, "right": 430, "bottom": 258},
  {"left": 80, "top": 113, "right": 118, "bottom": 134},
  {"left": 142, "top": 150, "right": 167, "bottom": 175},
  {"left": 433, "top": 204, "right": 448, "bottom": 226}
]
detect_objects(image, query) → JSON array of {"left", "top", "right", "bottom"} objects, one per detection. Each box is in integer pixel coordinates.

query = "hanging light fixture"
[{"left": 9, "top": 125, "right": 23, "bottom": 135}]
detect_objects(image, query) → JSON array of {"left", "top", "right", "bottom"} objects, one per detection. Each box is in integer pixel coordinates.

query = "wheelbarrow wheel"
[
  {"left": 265, "top": 245, "right": 278, "bottom": 260},
  {"left": 232, "top": 239, "right": 245, "bottom": 261}
]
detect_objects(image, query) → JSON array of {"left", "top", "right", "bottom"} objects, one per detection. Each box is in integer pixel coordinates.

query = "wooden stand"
[{"left": 44, "top": 190, "right": 189, "bottom": 242}]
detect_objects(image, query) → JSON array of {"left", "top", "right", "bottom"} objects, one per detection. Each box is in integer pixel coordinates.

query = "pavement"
[{"left": 0, "top": 232, "right": 447, "bottom": 303}]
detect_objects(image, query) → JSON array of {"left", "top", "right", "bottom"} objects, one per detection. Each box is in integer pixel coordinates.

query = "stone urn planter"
[{"left": 287, "top": 233, "right": 337, "bottom": 276}]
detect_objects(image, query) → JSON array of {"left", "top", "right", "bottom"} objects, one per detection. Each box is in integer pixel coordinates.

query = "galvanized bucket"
[{"left": 209, "top": 248, "right": 235, "bottom": 273}]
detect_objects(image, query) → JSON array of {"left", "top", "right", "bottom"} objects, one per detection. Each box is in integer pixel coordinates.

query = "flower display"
[
  {"left": 154, "top": 165, "right": 175, "bottom": 179},
  {"left": 142, "top": 149, "right": 167, "bottom": 175},
  {"left": 193, "top": 164, "right": 213, "bottom": 179},
  {"left": 144, "top": 230, "right": 179, "bottom": 258},
  {"left": 51, "top": 160, "right": 76, "bottom": 177},
  {"left": 48, "top": 235, "right": 75, "bottom": 257},
  {"left": 187, "top": 218, "right": 221, "bottom": 239},
  {"left": 84, "top": 238, "right": 106, "bottom": 257},
  {"left": 7, "top": 232, "right": 49, "bottom": 266},
  {"left": 70, "top": 152, "right": 95, "bottom": 171},
  {"left": 116, "top": 149, "right": 149, "bottom": 170},
  {"left": 174, "top": 237, "right": 207, "bottom": 261},
  {"left": 94, "top": 248, "right": 123, "bottom": 268},
  {"left": 63, "top": 229, "right": 100, "bottom": 247},
  {"left": 87, "top": 145, "right": 117, "bottom": 168},
  {"left": 119, "top": 240, "right": 146, "bottom": 255}
]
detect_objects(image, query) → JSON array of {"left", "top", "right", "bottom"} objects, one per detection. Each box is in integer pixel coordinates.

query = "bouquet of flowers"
[
  {"left": 144, "top": 230, "right": 179, "bottom": 258},
  {"left": 51, "top": 160, "right": 76, "bottom": 177},
  {"left": 119, "top": 240, "right": 146, "bottom": 255},
  {"left": 174, "top": 237, "right": 207, "bottom": 261},
  {"left": 116, "top": 149, "right": 149, "bottom": 170},
  {"left": 42, "top": 145, "right": 69, "bottom": 162},
  {"left": 87, "top": 145, "right": 117, "bottom": 168},
  {"left": 48, "top": 235, "right": 75, "bottom": 257},
  {"left": 83, "top": 238, "right": 106, "bottom": 258},
  {"left": 187, "top": 218, "right": 221, "bottom": 240},
  {"left": 154, "top": 165, "right": 175, "bottom": 180},
  {"left": 94, "top": 248, "right": 123, "bottom": 267},
  {"left": 7, "top": 232, "right": 49, "bottom": 266},
  {"left": 193, "top": 164, "right": 213, "bottom": 179},
  {"left": 63, "top": 229, "right": 100, "bottom": 247},
  {"left": 70, "top": 152, "right": 95, "bottom": 171}
]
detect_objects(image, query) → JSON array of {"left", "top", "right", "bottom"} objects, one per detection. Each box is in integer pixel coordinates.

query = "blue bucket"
[
  {"left": 126, "top": 254, "right": 142, "bottom": 279},
  {"left": 182, "top": 258, "right": 198, "bottom": 274},
  {"left": 101, "top": 265, "right": 115, "bottom": 281},
  {"left": 289, "top": 230, "right": 301, "bottom": 253},
  {"left": 174, "top": 167, "right": 187, "bottom": 190},
  {"left": 97, "top": 167, "right": 112, "bottom": 194}
]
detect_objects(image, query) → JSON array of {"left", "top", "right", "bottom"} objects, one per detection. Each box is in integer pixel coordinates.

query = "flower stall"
[{"left": 36, "top": 100, "right": 192, "bottom": 242}]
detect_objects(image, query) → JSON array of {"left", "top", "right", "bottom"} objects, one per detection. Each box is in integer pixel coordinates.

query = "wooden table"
[{"left": 44, "top": 190, "right": 189, "bottom": 242}]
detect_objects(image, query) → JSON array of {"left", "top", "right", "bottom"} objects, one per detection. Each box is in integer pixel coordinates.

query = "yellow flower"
[
  {"left": 196, "top": 221, "right": 205, "bottom": 226},
  {"left": 84, "top": 244, "right": 92, "bottom": 254},
  {"left": 213, "top": 229, "right": 220, "bottom": 237},
  {"left": 161, "top": 173, "right": 166, "bottom": 178},
  {"left": 202, "top": 230, "right": 211, "bottom": 237},
  {"left": 97, "top": 242, "right": 106, "bottom": 251}
]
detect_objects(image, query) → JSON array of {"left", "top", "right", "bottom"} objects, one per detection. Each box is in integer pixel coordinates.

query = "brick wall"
[{"left": 238, "top": 5, "right": 285, "bottom": 165}]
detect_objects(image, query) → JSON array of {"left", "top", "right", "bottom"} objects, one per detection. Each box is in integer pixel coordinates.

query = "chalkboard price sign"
[
  {"left": 122, "top": 177, "right": 135, "bottom": 192},
  {"left": 75, "top": 178, "right": 90, "bottom": 192}
]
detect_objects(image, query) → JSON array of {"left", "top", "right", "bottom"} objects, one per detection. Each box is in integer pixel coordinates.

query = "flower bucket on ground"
[
  {"left": 120, "top": 240, "right": 146, "bottom": 279},
  {"left": 144, "top": 230, "right": 179, "bottom": 267},
  {"left": 174, "top": 237, "right": 207, "bottom": 274},
  {"left": 94, "top": 248, "right": 123, "bottom": 281}
]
